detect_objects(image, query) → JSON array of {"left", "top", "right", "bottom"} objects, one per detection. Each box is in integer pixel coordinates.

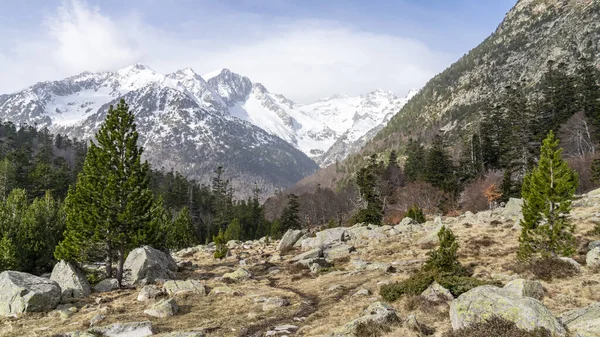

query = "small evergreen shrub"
[
  {"left": 442, "top": 316, "right": 551, "bottom": 337},
  {"left": 422, "top": 226, "right": 467, "bottom": 276},
  {"left": 435, "top": 273, "right": 500, "bottom": 297},
  {"left": 380, "top": 272, "right": 435, "bottom": 302},
  {"left": 406, "top": 204, "right": 426, "bottom": 224},
  {"left": 213, "top": 229, "right": 228, "bottom": 259},
  {"left": 504, "top": 258, "right": 578, "bottom": 281}
]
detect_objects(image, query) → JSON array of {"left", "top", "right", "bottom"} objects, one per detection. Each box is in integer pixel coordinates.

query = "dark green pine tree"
[
  {"left": 518, "top": 131, "right": 579, "bottom": 261},
  {"left": 404, "top": 139, "right": 426, "bottom": 182},
  {"left": 425, "top": 135, "right": 455, "bottom": 192},
  {"left": 280, "top": 194, "right": 301, "bottom": 231},
  {"left": 422, "top": 225, "right": 465, "bottom": 275},
  {"left": 480, "top": 103, "right": 505, "bottom": 170},
  {"left": 354, "top": 155, "right": 384, "bottom": 225},
  {"left": 576, "top": 58, "right": 600, "bottom": 138},
  {"left": 167, "top": 206, "right": 197, "bottom": 250},
  {"left": 55, "top": 99, "right": 155, "bottom": 286},
  {"left": 224, "top": 217, "right": 242, "bottom": 241},
  {"left": 537, "top": 61, "right": 578, "bottom": 138}
]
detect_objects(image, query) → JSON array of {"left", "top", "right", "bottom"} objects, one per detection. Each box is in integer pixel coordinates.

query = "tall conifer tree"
[
  {"left": 55, "top": 99, "right": 155, "bottom": 285},
  {"left": 518, "top": 131, "right": 578, "bottom": 260}
]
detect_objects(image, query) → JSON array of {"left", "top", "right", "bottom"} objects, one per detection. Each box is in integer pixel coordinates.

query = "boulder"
[
  {"left": 0, "top": 271, "right": 61, "bottom": 316},
  {"left": 450, "top": 286, "right": 566, "bottom": 336},
  {"left": 558, "top": 257, "right": 581, "bottom": 272},
  {"left": 277, "top": 229, "right": 304, "bottom": 253},
  {"left": 262, "top": 297, "right": 290, "bottom": 311},
  {"left": 89, "top": 321, "right": 153, "bottom": 337},
  {"left": 222, "top": 268, "right": 252, "bottom": 282},
  {"left": 163, "top": 280, "right": 206, "bottom": 296},
  {"left": 588, "top": 240, "right": 600, "bottom": 251},
  {"left": 416, "top": 224, "right": 442, "bottom": 246},
  {"left": 503, "top": 198, "right": 524, "bottom": 218},
  {"left": 503, "top": 279, "right": 545, "bottom": 300},
  {"left": 300, "top": 228, "right": 349, "bottom": 250},
  {"left": 291, "top": 247, "right": 323, "bottom": 262},
  {"left": 137, "top": 285, "right": 162, "bottom": 302},
  {"left": 50, "top": 261, "right": 91, "bottom": 300},
  {"left": 324, "top": 244, "right": 355, "bottom": 261},
  {"left": 144, "top": 298, "right": 178, "bottom": 318},
  {"left": 559, "top": 302, "right": 600, "bottom": 335},
  {"left": 328, "top": 302, "right": 399, "bottom": 336},
  {"left": 350, "top": 258, "right": 370, "bottom": 271},
  {"left": 586, "top": 247, "right": 600, "bottom": 268},
  {"left": 398, "top": 217, "right": 416, "bottom": 227},
  {"left": 123, "top": 246, "right": 177, "bottom": 286},
  {"left": 94, "top": 278, "right": 119, "bottom": 293},
  {"left": 421, "top": 281, "right": 454, "bottom": 302},
  {"left": 365, "top": 262, "right": 394, "bottom": 273},
  {"left": 353, "top": 289, "right": 371, "bottom": 297}
]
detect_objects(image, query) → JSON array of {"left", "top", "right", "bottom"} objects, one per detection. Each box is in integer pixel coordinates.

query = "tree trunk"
[
  {"left": 116, "top": 244, "right": 126, "bottom": 287},
  {"left": 106, "top": 240, "right": 113, "bottom": 278}
]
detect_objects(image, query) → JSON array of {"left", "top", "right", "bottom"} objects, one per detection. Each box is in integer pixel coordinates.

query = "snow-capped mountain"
[
  {"left": 0, "top": 64, "right": 318, "bottom": 198},
  {"left": 0, "top": 64, "right": 414, "bottom": 196}
]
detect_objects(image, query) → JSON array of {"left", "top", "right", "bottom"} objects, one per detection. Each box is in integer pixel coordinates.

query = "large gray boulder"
[
  {"left": 559, "top": 302, "right": 600, "bottom": 335},
  {"left": 94, "top": 278, "right": 119, "bottom": 293},
  {"left": 222, "top": 268, "right": 252, "bottom": 282},
  {"left": 324, "top": 244, "right": 355, "bottom": 261},
  {"left": 503, "top": 279, "right": 545, "bottom": 300},
  {"left": 300, "top": 227, "right": 349, "bottom": 250},
  {"left": 50, "top": 261, "right": 91, "bottom": 300},
  {"left": 0, "top": 271, "right": 61, "bottom": 316},
  {"left": 450, "top": 286, "right": 566, "bottom": 336},
  {"left": 586, "top": 247, "right": 600, "bottom": 268},
  {"left": 123, "top": 246, "right": 177, "bottom": 286},
  {"left": 277, "top": 229, "right": 304, "bottom": 253},
  {"left": 421, "top": 281, "right": 453, "bottom": 302},
  {"left": 144, "top": 298, "right": 178, "bottom": 318},
  {"left": 291, "top": 247, "right": 323, "bottom": 262}
]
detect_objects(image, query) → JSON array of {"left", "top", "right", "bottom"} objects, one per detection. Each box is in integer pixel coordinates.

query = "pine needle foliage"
[{"left": 518, "top": 131, "right": 578, "bottom": 261}]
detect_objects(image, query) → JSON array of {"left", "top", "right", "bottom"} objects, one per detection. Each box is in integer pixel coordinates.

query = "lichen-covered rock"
[
  {"left": 137, "top": 285, "right": 163, "bottom": 302},
  {"left": 222, "top": 268, "right": 252, "bottom": 282},
  {"left": 123, "top": 246, "right": 177, "bottom": 286},
  {"left": 503, "top": 279, "right": 545, "bottom": 300},
  {"left": 0, "top": 271, "right": 61, "bottom": 316},
  {"left": 586, "top": 247, "right": 600, "bottom": 268},
  {"left": 93, "top": 278, "right": 119, "bottom": 293},
  {"left": 450, "top": 286, "right": 566, "bottom": 336},
  {"left": 277, "top": 229, "right": 304, "bottom": 253},
  {"left": 88, "top": 321, "right": 153, "bottom": 337},
  {"left": 50, "top": 261, "right": 91, "bottom": 300},
  {"left": 588, "top": 240, "right": 600, "bottom": 251},
  {"left": 558, "top": 257, "right": 581, "bottom": 272},
  {"left": 421, "top": 281, "right": 454, "bottom": 302},
  {"left": 162, "top": 280, "right": 206, "bottom": 296},
  {"left": 144, "top": 298, "right": 178, "bottom": 318},
  {"left": 164, "top": 332, "right": 206, "bottom": 337},
  {"left": 559, "top": 302, "right": 600, "bottom": 335}
]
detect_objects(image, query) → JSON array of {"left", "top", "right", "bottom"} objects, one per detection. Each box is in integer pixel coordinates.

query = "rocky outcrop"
[
  {"left": 0, "top": 271, "right": 61, "bottom": 316},
  {"left": 559, "top": 302, "right": 600, "bottom": 335},
  {"left": 88, "top": 321, "right": 154, "bottom": 337},
  {"left": 450, "top": 286, "right": 566, "bottom": 336},
  {"left": 50, "top": 261, "right": 91, "bottom": 300},
  {"left": 324, "top": 244, "right": 355, "bottom": 261},
  {"left": 277, "top": 229, "right": 304, "bottom": 253},
  {"left": 503, "top": 279, "right": 545, "bottom": 300},
  {"left": 123, "top": 246, "right": 177, "bottom": 286}
]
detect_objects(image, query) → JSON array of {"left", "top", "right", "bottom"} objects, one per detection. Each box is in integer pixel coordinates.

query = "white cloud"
[{"left": 0, "top": 0, "right": 452, "bottom": 102}]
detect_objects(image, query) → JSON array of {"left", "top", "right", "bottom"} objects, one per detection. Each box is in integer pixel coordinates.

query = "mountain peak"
[
  {"left": 202, "top": 68, "right": 227, "bottom": 80},
  {"left": 175, "top": 67, "right": 198, "bottom": 77}
]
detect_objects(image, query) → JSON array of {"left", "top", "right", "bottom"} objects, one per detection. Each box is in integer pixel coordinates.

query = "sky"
[{"left": 0, "top": 0, "right": 516, "bottom": 103}]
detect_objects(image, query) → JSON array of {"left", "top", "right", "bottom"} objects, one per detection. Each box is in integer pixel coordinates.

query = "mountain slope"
[
  {"left": 0, "top": 65, "right": 318, "bottom": 198},
  {"left": 312, "top": 0, "right": 600, "bottom": 188}
]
